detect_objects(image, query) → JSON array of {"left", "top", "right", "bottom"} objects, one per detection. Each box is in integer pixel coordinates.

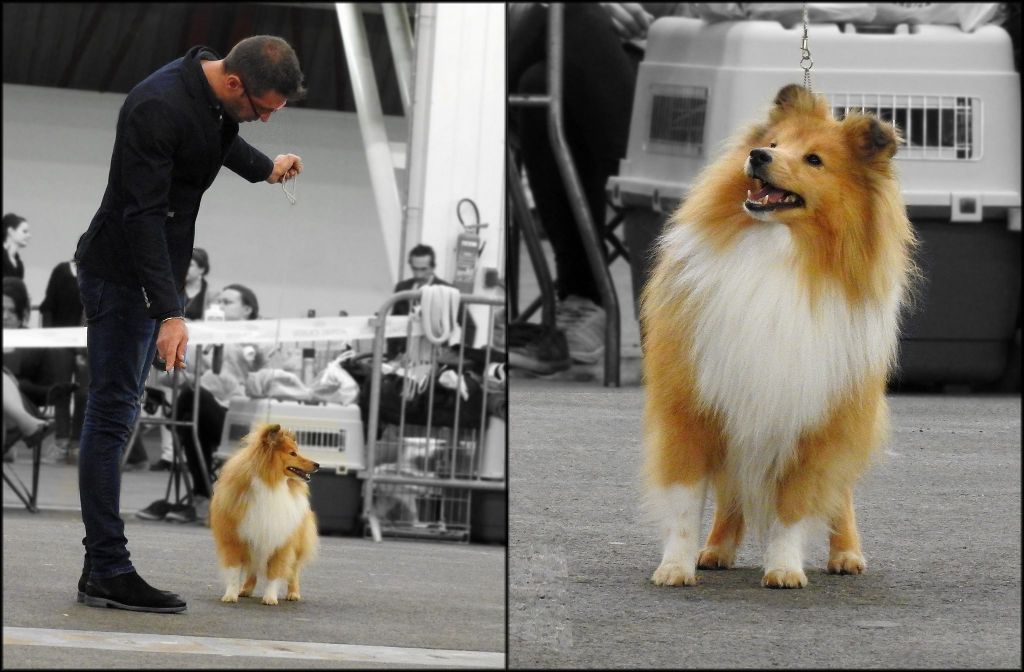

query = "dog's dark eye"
[
  {"left": 290, "top": 451, "right": 297, "bottom": 456},
  {"left": 805, "top": 153, "right": 823, "bottom": 166},
  {"left": 769, "top": 143, "right": 777, "bottom": 148}
]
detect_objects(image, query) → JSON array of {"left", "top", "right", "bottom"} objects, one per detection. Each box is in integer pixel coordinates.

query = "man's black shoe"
[
  {"left": 80, "top": 570, "right": 185, "bottom": 613},
  {"left": 77, "top": 557, "right": 177, "bottom": 603}
]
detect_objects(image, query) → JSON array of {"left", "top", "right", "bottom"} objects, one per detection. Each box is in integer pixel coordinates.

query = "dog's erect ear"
[
  {"left": 257, "top": 423, "right": 282, "bottom": 447},
  {"left": 769, "top": 84, "right": 829, "bottom": 122},
  {"left": 774, "top": 84, "right": 807, "bottom": 109},
  {"left": 844, "top": 114, "right": 901, "bottom": 161}
]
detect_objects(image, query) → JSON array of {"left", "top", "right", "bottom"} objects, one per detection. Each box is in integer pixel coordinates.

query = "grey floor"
[{"left": 508, "top": 384, "right": 1021, "bottom": 668}]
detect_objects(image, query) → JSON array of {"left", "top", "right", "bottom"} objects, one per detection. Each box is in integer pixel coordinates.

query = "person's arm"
[
  {"left": 222, "top": 134, "right": 274, "bottom": 182},
  {"left": 222, "top": 135, "right": 302, "bottom": 185},
  {"left": 118, "top": 98, "right": 190, "bottom": 372},
  {"left": 118, "top": 98, "right": 182, "bottom": 322}
]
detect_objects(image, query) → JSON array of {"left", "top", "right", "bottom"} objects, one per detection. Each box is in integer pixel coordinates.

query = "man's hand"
[
  {"left": 267, "top": 153, "right": 303, "bottom": 184},
  {"left": 599, "top": 3, "right": 654, "bottom": 40},
  {"left": 156, "top": 318, "right": 189, "bottom": 373}
]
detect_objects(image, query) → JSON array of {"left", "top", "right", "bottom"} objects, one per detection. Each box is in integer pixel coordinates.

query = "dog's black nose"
[
  {"left": 312, "top": 462, "right": 320, "bottom": 472},
  {"left": 749, "top": 148, "right": 772, "bottom": 167}
]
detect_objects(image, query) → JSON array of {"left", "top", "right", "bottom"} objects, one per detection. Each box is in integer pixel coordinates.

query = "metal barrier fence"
[{"left": 362, "top": 289, "right": 506, "bottom": 543}]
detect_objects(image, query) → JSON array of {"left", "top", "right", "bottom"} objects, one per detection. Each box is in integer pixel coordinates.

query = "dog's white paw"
[
  {"left": 761, "top": 568, "right": 807, "bottom": 589},
  {"left": 651, "top": 561, "right": 698, "bottom": 586},
  {"left": 221, "top": 593, "right": 239, "bottom": 603},
  {"left": 261, "top": 595, "right": 279, "bottom": 605}
]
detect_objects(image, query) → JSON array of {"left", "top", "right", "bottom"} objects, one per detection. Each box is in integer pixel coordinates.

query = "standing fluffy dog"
[
  {"left": 641, "top": 84, "right": 916, "bottom": 588},
  {"left": 210, "top": 423, "right": 320, "bottom": 604}
]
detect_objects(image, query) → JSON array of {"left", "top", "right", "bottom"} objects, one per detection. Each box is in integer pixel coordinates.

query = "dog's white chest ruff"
[
  {"left": 663, "top": 221, "right": 898, "bottom": 455},
  {"left": 239, "top": 478, "right": 309, "bottom": 568}
]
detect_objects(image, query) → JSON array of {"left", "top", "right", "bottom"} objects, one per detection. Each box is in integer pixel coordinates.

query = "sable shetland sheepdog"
[
  {"left": 641, "top": 84, "right": 916, "bottom": 589},
  {"left": 210, "top": 423, "right": 320, "bottom": 604}
]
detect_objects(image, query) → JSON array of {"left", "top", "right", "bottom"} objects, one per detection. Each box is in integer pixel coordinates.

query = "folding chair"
[{"left": 2, "top": 383, "right": 68, "bottom": 513}]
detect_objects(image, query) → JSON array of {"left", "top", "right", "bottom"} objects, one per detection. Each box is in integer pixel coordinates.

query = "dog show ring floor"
[
  {"left": 2, "top": 447, "right": 505, "bottom": 669},
  {"left": 509, "top": 382, "right": 1020, "bottom": 669}
]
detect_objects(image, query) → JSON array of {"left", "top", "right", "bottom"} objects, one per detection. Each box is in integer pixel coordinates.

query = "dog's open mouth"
[
  {"left": 287, "top": 466, "right": 312, "bottom": 482},
  {"left": 744, "top": 178, "right": 804, "bottom": 212}
]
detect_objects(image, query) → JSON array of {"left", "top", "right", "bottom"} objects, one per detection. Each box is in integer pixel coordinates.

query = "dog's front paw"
[
  {"left": 286, "top": 591, "right": 301, "bottom": 601},
  {"left": 761, "top": 568, "right": 807, "bottom": 589},
  {"left": 827, "top": 550, "right": 866, "bottom": 575},
  {"left": 697, "top": 546, "right": 735, "bottom": 570},
  {"left": 652, "top": 561, "right": 697, "bottom": 586},
  {"left": 261, "top": 595, "right": 279, "bottom": 605},
  {"left": 221, "top": 593, "right": 239, "bottom": 603}
]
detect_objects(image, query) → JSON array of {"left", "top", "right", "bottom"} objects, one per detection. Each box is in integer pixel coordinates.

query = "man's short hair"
[
  {"left": 3, "top": 213, "right": 26, "bottom": 239},
  {"left": 222, "top": 283, "right": 260, "bottom": 320},
  {"left": 223, "top": 35, "right": 307, "bottom": 101},
  {"left": 408, "top": 244, "right": 436, "bottom": 268}
]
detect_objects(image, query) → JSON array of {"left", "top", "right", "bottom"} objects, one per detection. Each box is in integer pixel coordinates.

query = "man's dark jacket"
[{"left": 75, "top": 46, "right": 274, "bottom": 321}]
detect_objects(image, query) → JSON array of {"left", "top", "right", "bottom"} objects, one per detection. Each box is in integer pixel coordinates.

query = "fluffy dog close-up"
[
  {"left": 641, "top": 83, "right": 917, "bottom": 589},
  {"left": 209, "top": 423, "right": 320, "bottom": 604}
]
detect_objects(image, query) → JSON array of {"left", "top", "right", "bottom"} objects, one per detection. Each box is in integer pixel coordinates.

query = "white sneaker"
[
  {"left": 556, "top": 295, "right": 606, "bottom": 364},
  {"left": 40, "top": 440, "right": 69, "bottom": 465}
]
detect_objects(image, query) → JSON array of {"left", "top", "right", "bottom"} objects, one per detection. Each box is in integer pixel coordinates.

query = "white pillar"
[{"left": 406, "top": 3, "right": 506, "bottom": 345}]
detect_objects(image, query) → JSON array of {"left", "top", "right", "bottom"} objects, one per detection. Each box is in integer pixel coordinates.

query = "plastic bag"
[
  {"left": 244, "top": 368, "right": 311, "bottom": 401},
  {"left": 310, "top": 357, "right": 360, "bottom": 405}
]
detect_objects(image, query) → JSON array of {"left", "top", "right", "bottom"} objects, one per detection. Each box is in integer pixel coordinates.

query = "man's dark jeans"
[{"left": 77, "top": 266, "right": 159, "bottom": 580}]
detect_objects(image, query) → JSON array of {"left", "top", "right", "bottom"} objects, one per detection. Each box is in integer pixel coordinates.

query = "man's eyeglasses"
[{"left": 239, "top": 77, "right": 287, "bottom": 119}]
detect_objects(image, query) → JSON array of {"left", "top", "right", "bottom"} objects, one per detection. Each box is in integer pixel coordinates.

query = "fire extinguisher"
[{"left": 453, "top": 198, "right": 487, "bottom": 294}]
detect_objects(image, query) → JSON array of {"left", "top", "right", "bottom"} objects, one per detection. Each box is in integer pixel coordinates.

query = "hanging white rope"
[{"left": 419, "top": 284, "right": 462, "bottom": 346}]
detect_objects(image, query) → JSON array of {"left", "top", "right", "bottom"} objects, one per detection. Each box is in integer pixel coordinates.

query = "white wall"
[
  {"left": 413, "top": 3, "right": 507, "bottom": 339},
  {"left": 2, "top": 82, "right": 406, "bottom": 320}
]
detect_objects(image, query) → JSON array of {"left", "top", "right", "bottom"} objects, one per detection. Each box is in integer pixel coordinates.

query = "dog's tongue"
[{"left": 750, "top": 184, "right": 787, "bottom": 204}]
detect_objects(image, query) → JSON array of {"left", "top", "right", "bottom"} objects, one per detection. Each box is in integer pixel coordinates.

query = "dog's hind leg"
[
  {"left": 238, "top": 571, "right": 258, "bottom": 597},
  {"left": 286, "top": 567, "right": 302, "bottom": 601},
  {"left": 827, "top": 486, "right": 866, "bottom": 575},
  {"left": 698, "top": 481, "right": 744, "bottom": 570}
]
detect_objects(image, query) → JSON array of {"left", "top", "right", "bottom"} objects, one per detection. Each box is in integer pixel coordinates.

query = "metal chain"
[
  {"left": 281, "top": 174, "right": 297, "bottom": 205},
  {"left": 801, "top": 3, "right": 813, "bottom": 92}
]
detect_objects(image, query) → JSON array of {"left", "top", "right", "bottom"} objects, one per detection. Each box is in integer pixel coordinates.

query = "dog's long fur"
[
  {"left": 210, "top": 423, "right": 320, "bottom": 604},
  {"left": 641, "top": 84, "right": 916, "bottom": 588}
]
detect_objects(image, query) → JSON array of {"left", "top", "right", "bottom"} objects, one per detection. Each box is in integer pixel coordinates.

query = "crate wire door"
[
  {"left": 362, "top": 290, "right": 506, "bottom": 542},
  {"left": 828, "top": 92, "right": 982, "bottom": 161}
]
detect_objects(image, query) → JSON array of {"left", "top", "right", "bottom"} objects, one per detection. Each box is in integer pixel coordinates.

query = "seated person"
[
  {"left": 3, "top": 279, "right": 56, "bottom": 456},
  {"left": 387, "top": 244, "right": 476, "bottom": 360}
]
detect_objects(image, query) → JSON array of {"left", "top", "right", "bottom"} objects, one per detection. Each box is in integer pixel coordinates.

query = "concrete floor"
[
  {"left": 508, "top": 384, "right": 1021, "bottom": 668},
  {"left": 2, "top": 429, "right": 505, "bottom": 668}
]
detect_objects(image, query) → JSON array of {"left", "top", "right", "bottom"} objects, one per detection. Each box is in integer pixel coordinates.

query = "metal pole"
[
  {"left": 381, "top": 2, "right": 414, "bottom": 116},
  {"left": 336, "top": 2, "right": 405, "bottom": 284},
  {"left": 400, "top": 3, "right": 437, "bottom": 285},
  {"left": 545, "top": 4, "right": 621, "bottom": 386},
  {"left": 507, "top": 145, "right": 556, "bottom": 328}
]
